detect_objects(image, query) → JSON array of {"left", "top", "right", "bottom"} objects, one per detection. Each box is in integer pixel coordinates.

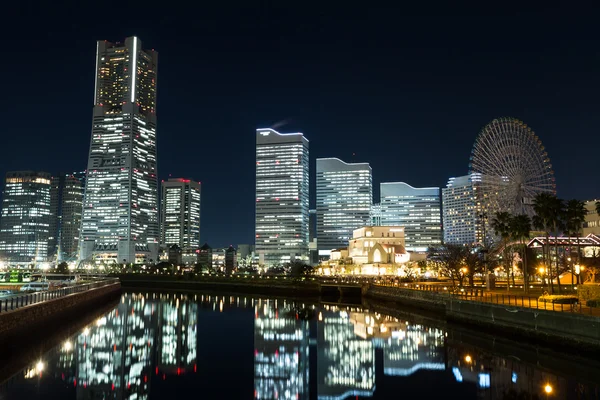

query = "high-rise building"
[
  {"left": 160, "top": 178, "right": 201, "bottom": 251},
  {"left": 379, "top": 182, "right": 441, "bottom": 252},
  {"left": 0, "top": 171, "right": 52, "bottom": 265},
  {"left": 80, "top": 37, "right": 159, "bottom": 264},
  {"left": 316, "top": 158, "right": 372, "bottom": 257},
  {"left": 255, "top": 128, "right": 309, "bottom": 266},
  {"left": 442, "top": 174, "right": 489, "bottom": 245},
  {"left": 49, "top": 172, "right": 86, "bottom": 261}
]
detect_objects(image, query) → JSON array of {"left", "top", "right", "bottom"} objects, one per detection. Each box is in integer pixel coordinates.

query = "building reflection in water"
[
  {"left": 5, "top": 294, "right": 600, "bottom": 400},
  {"left": 254, "top": 298, "right": 310, "bottom": 400}
]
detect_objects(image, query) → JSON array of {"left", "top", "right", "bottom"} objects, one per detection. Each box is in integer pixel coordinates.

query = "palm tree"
[
  {"left": 533, "top": 193, "right": 564, "bottom": 293},
  {"left": 491, "top": 211, "right": 512, "bottom": 291},
  {"left": 565, "top": 199, "right": 587, "bottom": 288},
  {"left": 510, "top": 214, "right": 531, "bottom": 292}
]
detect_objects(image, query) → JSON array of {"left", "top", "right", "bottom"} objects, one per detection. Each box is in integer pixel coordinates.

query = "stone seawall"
[
  {"left": 365, "top": 284, "right": 600, "bottom": 350},
  {"left": 0, "top": 282, "right": 121, "bottom": 340}
]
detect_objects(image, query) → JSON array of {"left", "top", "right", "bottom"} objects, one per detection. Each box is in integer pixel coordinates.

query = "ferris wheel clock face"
[{"left": 469, "top": 118, "right": 556, "bottom": 216}]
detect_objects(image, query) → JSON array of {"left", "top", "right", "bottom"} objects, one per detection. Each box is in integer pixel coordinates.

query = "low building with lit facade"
[
  {"left": 348, "top": 226, "right": 409, "bottom": 266},
  {"left": 160, "top": 178, "right": 201, "bottom": 252},
  {"left": 225, "top": 245, "right": 237, "bottom": 273},
  {"left": 316, "top": 158, "right": 372, "bottom": 257},
  {"left": 255, "top": 128, "right": 310, "bottom": 266},
  {"left": 0, "top": 171, "right": 52, "bottom": 265},
  {"left": 379, "top": 182, "right": 441, "bottom": 252},
  {"left": 583, "top": 199, "right": 600, "bottom": 236}
]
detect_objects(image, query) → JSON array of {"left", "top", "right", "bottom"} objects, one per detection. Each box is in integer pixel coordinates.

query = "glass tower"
[
  {"left": 379, "top": 182, "right": 441, "bottom": 252},
  {"left": 49, "top": 172, "right": 85, "bottom": 262},
  {"left": 80, "top": 37, "right": 159, "bottom": 264},
  {"left": 255, "top": 128, "right": 309, "bottom": 266},
  {"left": 0, "top": 171, "right": 52, "bottom": 265},
  {"left": 160, "top": 178, "right": 201, "bottom": 251},
  {"left": 316, "top": 158, "right": 372, "bottom": 256}
]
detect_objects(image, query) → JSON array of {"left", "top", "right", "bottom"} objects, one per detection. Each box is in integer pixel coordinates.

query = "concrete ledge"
[
  {"left": 364, "top": 285, "right": 448, "bottom": 313},
  {"left": 0, "top": 282, "right": 121, "bottom": 339}
]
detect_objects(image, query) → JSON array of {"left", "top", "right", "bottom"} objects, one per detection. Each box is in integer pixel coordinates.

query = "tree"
[
  {"left": 596, "top": 201, "right": 600, "bottom": 216},
  {"left": 491, "top": 211, "right": 513, "bottom": 291},
  {"left": 428, "top": 245, "right": 470, "bottom": 290},
  {"left": 510, "top": 214, "right": 531, "bottom": 292},
  {"left": 287, "top": 261, "right": 314, "bottom": 279},
  {"left": 533, "top": 193, "right": 564, "bottom": 293},
  {"left": 463, "top": 246, "right": 485, "bottom": 287},
  {"left": 56, "top": 261, "right": 69, "bottom": 274},
  {"left": 564, "top": 199, "right": 587, "bottom": 288}
]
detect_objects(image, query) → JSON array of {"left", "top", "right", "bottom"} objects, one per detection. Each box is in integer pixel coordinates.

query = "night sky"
[{"left": 1, "top": 4, "right": 599, "bottom": 247}]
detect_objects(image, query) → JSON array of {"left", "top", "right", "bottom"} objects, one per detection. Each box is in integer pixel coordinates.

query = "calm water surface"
[{"left": 0, "top": 292, "right": 599, "bottom": 399}]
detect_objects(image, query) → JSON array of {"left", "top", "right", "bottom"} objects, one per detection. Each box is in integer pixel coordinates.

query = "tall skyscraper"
[
  {"left": 379, "top": 182, "right": 441, "bottom": 252},
  {"left": 49, "top": 172, "right": 86, "bottom": 261},
  {"left": 255, "top": 128, "right": 309, "bottom": 266},
  {"left": 0, "top": 171, "right": 52, "bottom": 265},
  {"left": 442, "top": 174, "right": 488, "bottom": 245},
  {"left": 316, "top": 158, "right": 372, "bottom": 256},
  {"left": 160, "top": 178, "right": 201, "bottom": 251},
  {"left": 80, "top": 37, "right": 159, "bottom": 264}
]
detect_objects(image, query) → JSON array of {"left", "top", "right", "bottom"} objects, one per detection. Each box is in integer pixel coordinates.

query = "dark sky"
[{"left": 1, "top": 3, "right": 599, "bottom": 247}]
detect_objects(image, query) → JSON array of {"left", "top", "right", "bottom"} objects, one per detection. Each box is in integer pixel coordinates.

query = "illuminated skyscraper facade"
[
  {"left": 316, "top": 158, "right": 372, "bottom": 256},
  {"left": 379, "top": 182, "right": 441, "bottom": 252},
  {"left": 49, "top": 172, "right": 85, "bottom": 261},
  {"left": 80, "top": 37, "right": 159, "bottom": 264},
  {"left": 255, "top": 128, "right": 309, "bottom": 266},
  {"left": 160, "top": 178, "right": 201, "bottom": 251},
  {"left": 442, "top": 174, "right": 491, "bottom": 245},
  {"left": 0, "top": 171, "right": 52, "bottom": 264}
]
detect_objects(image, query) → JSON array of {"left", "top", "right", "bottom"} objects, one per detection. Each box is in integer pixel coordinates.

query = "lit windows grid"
[
  {"left": 255, "top": 132, "right": 309, "bottom": 266},
  {"left": 316, "top": 160, "right": 372, "bottom": 252}
]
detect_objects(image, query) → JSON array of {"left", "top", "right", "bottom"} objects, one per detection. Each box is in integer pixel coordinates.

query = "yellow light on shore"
[
  {"left": 464, "top": 355, "right": 472, "bottom": 363},
  {"left": 544, "top": 384, "right": 553, "bottom": 394}
]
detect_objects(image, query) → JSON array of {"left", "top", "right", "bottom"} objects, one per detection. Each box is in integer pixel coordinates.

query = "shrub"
[
  {"left": 586, "top": 298, "right": 600, "bottom": 307},
  {"left": 538, "top": 295, "right": 578, "bottom": 304}
]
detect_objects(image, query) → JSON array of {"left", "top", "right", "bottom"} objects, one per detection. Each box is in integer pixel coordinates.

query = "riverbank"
[
  {"left": 116, "top": 274, "right": 600, "bottom": 350},
  {"left": 0, "top": 280, "right": 121, "bottom": 341}
]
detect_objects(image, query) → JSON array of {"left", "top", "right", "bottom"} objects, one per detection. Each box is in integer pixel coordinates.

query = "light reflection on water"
[{"left": 0, "top": 292, "right": 599, "bottom": 399}]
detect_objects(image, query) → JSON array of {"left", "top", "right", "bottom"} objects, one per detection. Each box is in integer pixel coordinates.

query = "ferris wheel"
[{"left": 469, "top": 117, "right": 556, "bottom": 216}]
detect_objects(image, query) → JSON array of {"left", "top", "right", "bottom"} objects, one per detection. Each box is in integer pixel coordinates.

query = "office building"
[
  {"left": 80, "top": 36, "right": 159, "bottom": 264},
  {"left": 160, "top": 178, "right": 201, "bottom": 251},
  {"left": 49, "top": 172, "right": 85, "bottom": 261},
  {"left": 583, "top": 199, "right": 600, "bottom": 236},
  {"left": 255, "top": 128, "right": 309, "bottom": 266},
  {"left": 379, "top": 182, "right": 441, "bottom": 252},
  {"left": 0, "top": 171, "right": 52, "bottom": 265},
  {"left": 442, "top": 174, "right": 489, "bottom": 245},
  {"left": 316, "top": 158, "right": 372, "bottom": 257}
]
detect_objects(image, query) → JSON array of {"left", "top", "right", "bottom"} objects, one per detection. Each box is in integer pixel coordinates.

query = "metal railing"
[
  {"left": 372, "top": 281, "right": 600, "bottom": 317},
  {"left": 0, "top": 279, "right": 119, "bottom": 313}
]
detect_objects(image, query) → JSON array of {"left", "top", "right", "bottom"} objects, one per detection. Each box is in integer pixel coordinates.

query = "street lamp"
[{"left": 539, "top": 266, "right": 546, "bottom": 291}]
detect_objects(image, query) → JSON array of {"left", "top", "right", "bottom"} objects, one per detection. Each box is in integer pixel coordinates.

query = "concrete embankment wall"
[
  {"left": 0, "top": 281, "right": 121, "bottom": 340},
  {"left": 365, "top": 285, "right": 600, "bottom": 350},
  {"left": 117, "top": 275, "right": 322, "bottom": 297}
]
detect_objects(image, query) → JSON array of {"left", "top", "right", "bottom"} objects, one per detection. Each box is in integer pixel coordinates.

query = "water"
[{"left": 0, "top": 292, "right": 599, "bottom": 400}]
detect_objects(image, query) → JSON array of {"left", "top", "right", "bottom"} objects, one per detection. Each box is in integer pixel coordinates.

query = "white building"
[
  {"left": 348, "top": 226, "right": 409, "bottom": 265},
  {"left": 160, "top": 178, "right": 201, "bottom": 251},
  {"left": 80, "top": 37, "right": 159, "bottom": 264},
  {"left": 442, "top": 174, "right": 489, "bottom": 245},
  {"left": 255, "top": 128, "right": 309, "bottom": 266},
  {"left": 379, "top": 182, "right": 441, "bottom": 252},
  {"left": 583, "top": 199, "right": 600, "bottom": 236},
  {"left": 316, "top": 158, "right": 372, "bottom": 257}
]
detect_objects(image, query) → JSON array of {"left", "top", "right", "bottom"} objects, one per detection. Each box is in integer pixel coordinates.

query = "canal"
[{"left": 0, "top": 291, "right": 599, "bottom": 399}]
